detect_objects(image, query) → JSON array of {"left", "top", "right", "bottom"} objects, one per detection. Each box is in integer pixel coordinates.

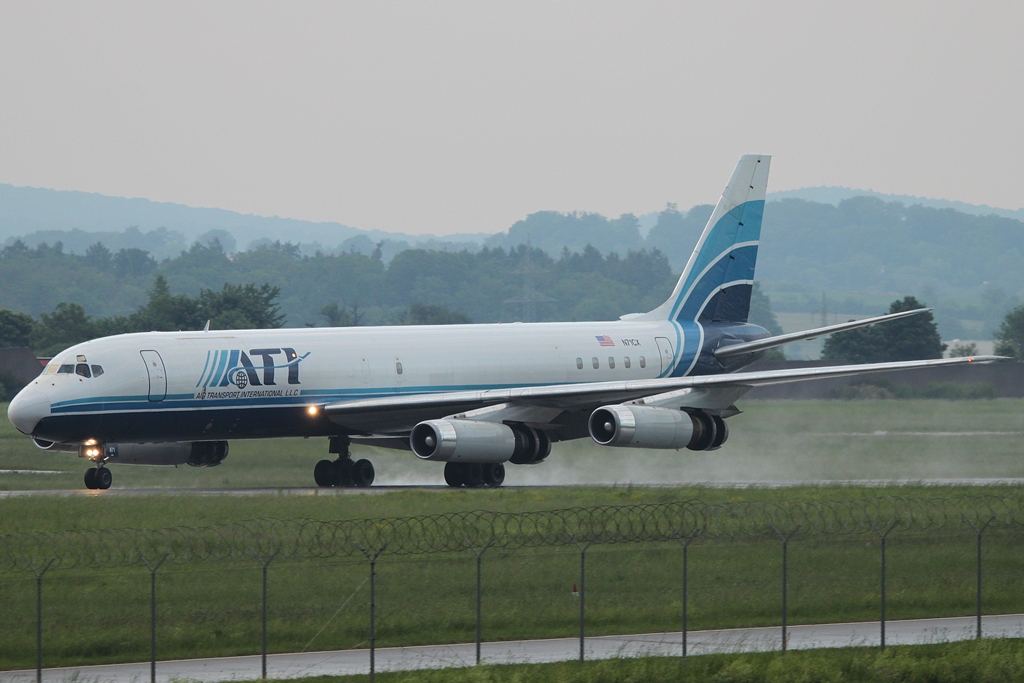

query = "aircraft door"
[
  {"left": 654, "top": 337, "right": 675, "bottom": 376},
  {"left": 140, "top": 350, "right": 167, "bottom": 402}
]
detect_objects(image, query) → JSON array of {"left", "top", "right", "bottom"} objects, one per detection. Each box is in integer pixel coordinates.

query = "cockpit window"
[
  {"left": 91, "top": 365, "right": 104, "bottom": 377},
  {"left": 44, "top": 365, "right": 58, "bottom": 375},
  {"left": 58, "top": 364, "right": 74, "bottom": 374},
  {"left": 75, "top": 364, "right": 92, "bottom": 378}
]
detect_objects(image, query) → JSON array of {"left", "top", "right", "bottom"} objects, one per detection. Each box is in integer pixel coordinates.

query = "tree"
[
  {"left": 32, "top": 303, "right": 97, "bottom": 356},
  {"left": 198, "top": 283, "right": 285, "bottom": 330},
  {"left": 398, "top": 303, "right": 472, "bottom": 325},
  {"left": 113, "top": 248, "right": 157, "bottom": 279},
  {"left": 822, "top": 296, "right": 946, "bottom": 363},
  {"left": 994, "top": 305, "right": 1024, "bottom": 359},
  {"left": 0, "top": 309, "right": 36, "bottom": 347},
  {"left": 319, "top": 302, "right": 362, "bottom": 327}
]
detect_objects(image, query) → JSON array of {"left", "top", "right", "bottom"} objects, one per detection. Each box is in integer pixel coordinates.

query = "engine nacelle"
[
  {"left": 99, "top": 441, "right": 230, "bottom": 466},
  {"left": 589, "top": 405, "right": 698, "bottom": 450},
  {"left": 410, "top": 419, "right": 516, "bottom": 463},
  {"left": 589, "top": 406, "right": 731, "bottom": 451}
]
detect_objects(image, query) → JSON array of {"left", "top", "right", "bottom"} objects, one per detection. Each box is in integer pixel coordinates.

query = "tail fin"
[{"left": 645, "top": 154, "right": 770, "bottom": 323}]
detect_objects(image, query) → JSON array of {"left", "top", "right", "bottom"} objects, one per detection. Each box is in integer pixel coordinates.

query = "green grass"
[
  {"left": 283, "top": 639, "right": 1024, "bottom": 683},
  {"left": 1, "top": 524, "right": 1023, "bottom": 670}
]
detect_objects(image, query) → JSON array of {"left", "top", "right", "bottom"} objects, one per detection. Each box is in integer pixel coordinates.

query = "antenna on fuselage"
[{"left": 203, "top": 320, "right": 211, "bottom": 332}]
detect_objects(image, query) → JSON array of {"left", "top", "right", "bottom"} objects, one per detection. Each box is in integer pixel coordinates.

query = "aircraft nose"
[{"left": 7, "top": 386, "right": 51, "bottom": 436}]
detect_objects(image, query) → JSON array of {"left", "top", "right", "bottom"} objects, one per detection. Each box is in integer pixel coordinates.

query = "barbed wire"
[{"left": 2, "top": 495, "right": 1022, "bottom": 573}]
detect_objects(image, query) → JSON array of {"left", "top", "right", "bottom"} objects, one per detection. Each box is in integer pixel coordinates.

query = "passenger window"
[
  {"left": 608, "top": 357, "right": 615, "bottom": 369},
  {"left": 58, "top": 364, "right": 74, "bottom": 374},
  {"left": 75, "top": 364, "right": 91, "bottom": 378},
  {"left": 592, "top": 357, "right": 599, "bottom": 369},
  {"left": 396, "top": 361, "right": 403, "bottom": 375},
  {"left": 639, "top": 356, "right": 646, "bottom": 368},
  {"left": 624, "top": 357, "right": 631, "bottom": 368},
  {"left": 576, "top": 357, "right": 583, "bottom": 370},
  {"left": 91, "top": 365, "right": 104, "bottom": 377}
]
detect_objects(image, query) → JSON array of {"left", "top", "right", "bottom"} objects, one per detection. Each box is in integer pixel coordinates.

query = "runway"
[
  {"left": 3, "top": 478, "right": 1024, "bottom": 497},
  {"left": 3, "top": 614, "right": 1023, "bottom": 683}
]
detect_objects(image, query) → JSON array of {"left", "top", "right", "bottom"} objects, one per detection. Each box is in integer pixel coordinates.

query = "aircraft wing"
[{"left": 324, "top": 355, "right": 1002, "bottom": 434}]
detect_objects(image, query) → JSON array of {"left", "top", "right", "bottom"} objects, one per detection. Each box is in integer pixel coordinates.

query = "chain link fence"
[{"left": 2, "top": 495, "right": 1023, "bottom": 681}]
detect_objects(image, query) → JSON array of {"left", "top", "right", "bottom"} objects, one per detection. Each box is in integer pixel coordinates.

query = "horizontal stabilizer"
[{"left": 713, "top": 308, "right": 932, "bottom": 359}]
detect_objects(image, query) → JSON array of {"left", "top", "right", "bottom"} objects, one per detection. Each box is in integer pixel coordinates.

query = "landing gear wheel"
[
  {"left": 84, "top": 467, "right": 98, "bottom": 489},
  {"left": 482, "top": 463, "right": 505, "bottom": 487},
  {"left": 335, "top": 458, "right": 354, "bottom": 487},
  {"left": 351, "top": 459, "right": 375, "bottom": 488},
  {"left": 94, "top": 467, "right": 112, "bottom": 490},
  {"left": 314, "top": 459, "right": 336, "bottom": 487},
  {"left": 444, "top": 462, "right": 465, "bottom": 488},
  {"left": 463, "top": 463, "right": 485, "bottom": 488}
]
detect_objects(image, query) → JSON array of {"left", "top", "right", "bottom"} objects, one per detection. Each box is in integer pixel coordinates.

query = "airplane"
[{"left": 7, "top": 155, "right": 999, "bottom": 490}]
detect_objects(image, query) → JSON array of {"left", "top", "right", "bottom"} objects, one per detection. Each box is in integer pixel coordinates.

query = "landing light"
[
  {"left": 84, "top": 438, "right": 97, "bottom": 446},
  {"left": 307, "top": 406, "right": 320, "bottom": 417}
]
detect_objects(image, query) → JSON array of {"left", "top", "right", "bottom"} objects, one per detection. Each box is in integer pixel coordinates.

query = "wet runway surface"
[
  {"left": 3, "top": 614, "right": 1023, "bottom": 683},
  {"left": 3, "top": 478, "right": 1024, "bottom": 497}
]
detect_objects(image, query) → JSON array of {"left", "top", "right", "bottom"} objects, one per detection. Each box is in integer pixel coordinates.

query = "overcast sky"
[{"left": 1, "top": 1, "right": 1021, "bottom": 235}]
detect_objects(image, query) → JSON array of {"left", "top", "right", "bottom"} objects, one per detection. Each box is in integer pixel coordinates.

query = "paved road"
[
  {"left": 4, "top": 478, "right": 1024, "bottom": 498},
  {"left": 3, "top": 614, "right": 1022, "bottom": 683}
]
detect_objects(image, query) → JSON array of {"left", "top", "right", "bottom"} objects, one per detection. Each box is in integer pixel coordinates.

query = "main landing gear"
[
  {"left": 84, "top": 466, "right": 112, "bottom": 490},
  {"left": 314, "top": 436, "right": 375, "bottom": 488},
  {"left": 444, "top": 462, "right": 505, "bottom": 488}
]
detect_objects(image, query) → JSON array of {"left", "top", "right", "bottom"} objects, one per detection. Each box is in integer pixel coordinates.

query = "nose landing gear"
[
  {"left": 314, "top": 436, "right": 375, "bottom": 488},
  {"left": 84, "top": 466, "right": 112, "bottom": 490}
]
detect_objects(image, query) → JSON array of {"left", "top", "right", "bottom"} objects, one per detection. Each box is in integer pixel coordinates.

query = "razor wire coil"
[{"left": 2, "top": 495, "right": 1022, "bottom": 573}]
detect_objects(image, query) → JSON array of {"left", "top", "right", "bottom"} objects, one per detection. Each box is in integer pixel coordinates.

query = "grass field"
[
  {"left": 1, "top": 399, "right": 1023, "bottom": 671},
  {"left": 2, "top": 399, "right": 1024, "bottom": 491},
  {"left": 286, "top": 639, "right": 1024, "bottom": 683},
  {"left": 297, "top": 639, "right": 1024, "bottom": 683}
]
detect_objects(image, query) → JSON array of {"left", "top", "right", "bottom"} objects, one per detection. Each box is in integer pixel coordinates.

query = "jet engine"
[
  {"left": 588, "top": 406, "right": 728, "bottom": 451},
  {"left": 95, "top": 441, "right": 230, "bottom": 466},
  {"left": 411, "top": 419, "right": 516, "bottom": 463}
]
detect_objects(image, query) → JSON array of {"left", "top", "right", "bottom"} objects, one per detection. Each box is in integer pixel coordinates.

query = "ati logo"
[{"left": 196, "top": 348, "right": 310, "bottom": 389}]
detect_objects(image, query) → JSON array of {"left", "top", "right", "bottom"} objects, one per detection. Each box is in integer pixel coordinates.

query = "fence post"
[
  {"left": 673, "top": 531, "right": 702, "bottom": 657},
  {"left": 248, "top": 549, "right": 279, "bottom": 679},
  {"left": 963, "top": 516, "right": 996, "bottom": 640},
  {"left": 357, "top": 543, "right": 388, "bottom": 682},
  {"left": 463, "top": 539, "right": 494, "bottom": 665},
  {"left": 870, "top": 521, "right": 899, "bottom": 650},
  {"left": 769, "top": 525, "right": 800, "bottom": 653},
  {"left": 568, "top": 535, "right": 596, "bottom": 663},
  {"left": 139, "top": 555, "right": 168, "bottom": 683},
  {"left": 26, "top": 560, "right": 54, "bottom": 683}
]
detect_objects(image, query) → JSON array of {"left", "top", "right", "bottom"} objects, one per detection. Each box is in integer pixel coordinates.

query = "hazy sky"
[{"left": 1, "top": 1, "right": 1021, "bottom": 235}]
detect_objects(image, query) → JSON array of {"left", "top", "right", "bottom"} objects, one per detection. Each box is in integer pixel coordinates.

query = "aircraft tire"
[
  {"left": 95, "top": 467, "right": 112, "bottom": 490},
  {"left": 352, "top": 459, "right": 375, "bottom": 488},
  {"left": 334, "top": 458, "right": 354, "bottom": 487},
  {"left": 444, "top": 462, "right": 465, "bottom": 487},
  {"left": 483, "top": 463, "right": 505, "bottom": 487},
  {"left": 463, "top": 463, "right": 485, "bottom": 488},
  {"left": 84, "top": 467, "right": 98, "bottom": 489},
  {"left": 314, "top": 459, "right": 336, "bottom": 487}
]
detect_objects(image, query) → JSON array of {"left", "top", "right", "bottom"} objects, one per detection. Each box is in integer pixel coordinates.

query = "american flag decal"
[{"left": 596, "top": 335, "right": 615, "bottom": 347}]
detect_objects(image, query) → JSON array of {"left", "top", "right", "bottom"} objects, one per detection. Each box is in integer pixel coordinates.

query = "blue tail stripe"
[
  {"left": 671, "top": 199, "right": 764, "bottom": 322},
  {"left": 676, "top": 244, "right": 759, "bottom": 322}
]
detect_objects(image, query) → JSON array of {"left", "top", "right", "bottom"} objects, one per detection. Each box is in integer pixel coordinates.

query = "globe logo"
[{"left": 234, "top": 370, "right": 249, "bottom": 389}]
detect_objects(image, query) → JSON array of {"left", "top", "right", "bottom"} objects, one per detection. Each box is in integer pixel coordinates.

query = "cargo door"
[
  {"left": 140, "top": 350, "right": 167, "bottom": 401},
  {"left": 654, "top": 337, "right": 675, "bottom": 376}
]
